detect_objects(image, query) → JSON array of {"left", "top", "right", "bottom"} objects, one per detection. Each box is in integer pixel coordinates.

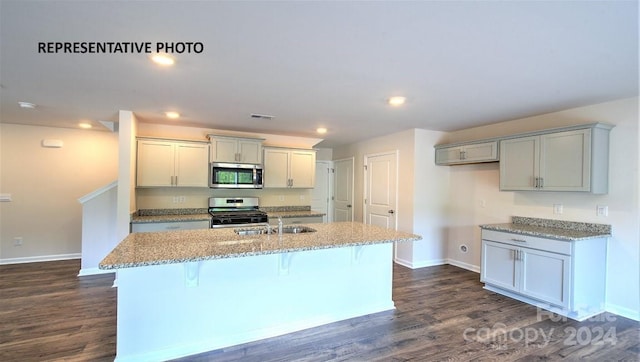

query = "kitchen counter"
[
  {"left": 129, "top": 207, "right": 325, "bottom": 224},
  {"left": 480, "top": 216, "right": 611, "bottom": 241},
  {"left": 265, "top": 210, "right": 325, "bottom": 218},
  {"left": 100, "top": 222, "right": 420, "bottom": 269},
  {"left": 131, "top": 213, "right": 210, "bottom": 223},
  {"left": 104, "top": 222, "right": 421, "bottom": 361}
]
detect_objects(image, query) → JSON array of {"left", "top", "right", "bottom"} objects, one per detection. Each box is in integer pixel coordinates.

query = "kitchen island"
[{"left": 100, "top": 222, "right": 421, "bottom": 362}]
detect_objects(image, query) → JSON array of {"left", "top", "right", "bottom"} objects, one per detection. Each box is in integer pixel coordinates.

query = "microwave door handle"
[{"left": 253, "top": 168, "right": 257, "bottom": 186}]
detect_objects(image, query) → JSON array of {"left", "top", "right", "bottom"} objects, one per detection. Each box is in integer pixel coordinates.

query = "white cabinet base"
[
  {"left": 483, "top": 284, "right": 602, "bottom": 322},
  {"left": 481, "top": 229, "right": 607, "bottom": 322},
  {"left": 113, "top": 243, "right": 394, "bottom": 362}
]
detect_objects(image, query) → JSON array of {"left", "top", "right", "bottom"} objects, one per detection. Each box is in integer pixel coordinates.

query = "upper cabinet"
[
  {"left": 263, "top": 147, "right": 316, "bottom": 188},
  {"left": 500, "top": 124, "right": 612, "bottom": 194},
  {"left": 208, "top": 135, "right": 264, "bottom": 164},
  {"left": 137, "top": 139, "right": 209, "bottom": 187},
  {"left": 435, "top": 141, "right": 498, "bottom": 165}
]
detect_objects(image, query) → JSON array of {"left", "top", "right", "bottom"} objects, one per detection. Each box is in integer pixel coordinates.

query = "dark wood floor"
[{"left": 1, "top": 260, "right": 638, "bottom": 361}]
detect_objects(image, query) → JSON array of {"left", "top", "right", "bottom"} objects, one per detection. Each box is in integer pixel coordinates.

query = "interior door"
[
  {"left": 311, "top": 161, "right": 332, "bottom": 222},
  {"left": 364, "top": 152, "right": 397, "bottom": 230},
  {"left": 333, "top": 158, "right": 354, "bottom": 222}
]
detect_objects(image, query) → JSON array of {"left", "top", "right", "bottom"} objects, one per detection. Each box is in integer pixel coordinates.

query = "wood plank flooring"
[{"left": 1, "top": 260, "right": 638, "bottom": 361}]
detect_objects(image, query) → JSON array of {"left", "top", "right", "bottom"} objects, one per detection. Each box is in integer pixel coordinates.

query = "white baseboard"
[
  {"left": 393, "top": 257, "right": 446, "bottom": 269},
  {"left": 393, "top": 257, "right": 480, "bottom": 273},
  {"left": 78, "top": 267, "right": 115, "bottom": 277},
  {"left": 0, "top": 253, "right": 81, "bottom": 265},
  {"left": 605, "top": 303, "right": 640, "bottom": 322},
  {"left": 446, "top": 259, "right": 480, "bottom": 273}
]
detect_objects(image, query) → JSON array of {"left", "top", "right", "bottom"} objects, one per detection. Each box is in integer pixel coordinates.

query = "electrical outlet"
[
  {"left": 14, "top": 237, "right": 23, "bottom": 246},
  {"left": 300, "top": 195, "right": 305, "bottom": 201},
  {"left": 179, "top": 196, "right": 186, "bottom": 203},
  {"left": 553, "top": 204, "right": 563, "bottom": 214},
  {"left": 596, "top": 205, "right": 608, "bottom": 217},
  {"left": 172, "top": 196, "right": 179, "bottom": 204},
  {"left": 278, "top": 195, "right": 285, "bottom": 201}
]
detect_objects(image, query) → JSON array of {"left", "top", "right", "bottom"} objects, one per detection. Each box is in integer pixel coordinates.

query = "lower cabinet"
[
  {"left": 480, "top": 229, "right": 606, "bottom": 321},
  {"left": 131, "top": 220, "right": 210, "bottom": 232}
]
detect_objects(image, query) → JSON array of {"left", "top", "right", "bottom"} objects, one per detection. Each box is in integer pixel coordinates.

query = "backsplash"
[{"left": 135, "top": 187, "right": 312, "bottom": 209}]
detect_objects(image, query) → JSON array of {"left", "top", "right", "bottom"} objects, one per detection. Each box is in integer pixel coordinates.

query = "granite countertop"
[
  {"left": 100, "top": 222, "right": 421, "bottom": 270},
  {"left": 266, "top": 210, "right": 325, "bottom": 218},
  {"left": 132, "top": 213, "right": 211, "bottom": 223},
  {"left": 131, "top": 207, "right": 325, "bottom": 223},
  {"left": 480, "top": 216, "right": 611, "bottom": 241}
]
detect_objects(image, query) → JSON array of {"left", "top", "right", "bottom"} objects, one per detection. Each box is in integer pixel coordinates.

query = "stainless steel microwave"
[{"left": 209, "top": 162, "right": 263, "bottom": 189}]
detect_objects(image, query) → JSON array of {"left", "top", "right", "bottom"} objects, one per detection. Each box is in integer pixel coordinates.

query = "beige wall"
[
  {"left": 443, "top": 97, "right": 639, "bottom": 319},
  {"left": 0, "top": 124, "right": 118, "bottom": 262},
  {"left": 333, "top": 128, "right": 451, "bottom": 266}
]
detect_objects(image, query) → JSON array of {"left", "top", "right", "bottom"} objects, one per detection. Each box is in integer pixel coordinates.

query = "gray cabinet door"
[
  {"left": 521, "top": 247, "right": 571, "bottom": 308},
  {"left": 481, "top": 240, "right": 519, "bottom": 292},
  {"left": 539, "top": 129, "right": 591, "bottom": 191},
  {"left": 499, "top": 136, "right": 539, "bottom": 191}
]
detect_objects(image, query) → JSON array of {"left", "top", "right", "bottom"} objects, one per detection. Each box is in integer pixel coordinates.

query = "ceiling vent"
[{"left": 250, "top": 113, "right": 274, "bottom": 120}]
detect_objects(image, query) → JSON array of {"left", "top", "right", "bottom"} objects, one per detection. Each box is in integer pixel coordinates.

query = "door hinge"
[{"left": 331, "top": 168, "right": 335, "bottom": 173}]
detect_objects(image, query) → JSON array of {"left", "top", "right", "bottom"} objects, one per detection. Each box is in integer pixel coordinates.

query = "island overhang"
[{"left": 103, "top": 222, "right": 421, "bottom": 362}]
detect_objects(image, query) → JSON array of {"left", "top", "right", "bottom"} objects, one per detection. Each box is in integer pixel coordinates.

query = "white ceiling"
[{"left": 1, "top": 1, "right": 637, "bottom": 148}]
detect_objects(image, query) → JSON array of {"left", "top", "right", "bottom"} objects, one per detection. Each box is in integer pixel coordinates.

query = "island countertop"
[{"left": 100, "top": 222, "right": 421, "bottom": 270}]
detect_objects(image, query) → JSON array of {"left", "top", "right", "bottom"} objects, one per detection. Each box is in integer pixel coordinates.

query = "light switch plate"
[
  {"left": 553, "top": 204, "right": 563, "bottom": 214},
  {"left": 596, "top": 205, "right": 608, "bottom": 216}
]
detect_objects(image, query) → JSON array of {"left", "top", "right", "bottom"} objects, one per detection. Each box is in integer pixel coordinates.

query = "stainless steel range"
[{"left": 208, "top": 197, "right": 268, "bottom": 228}]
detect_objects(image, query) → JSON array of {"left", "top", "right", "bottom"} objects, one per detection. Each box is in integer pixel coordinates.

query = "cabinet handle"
[
  {"left": 534, "top": 177, "right": 539, "bottom": 188},
  {"left": 511, "top": 238, "right": 527, "bottom": 243},
  {"left": 175, "top": 175, "right": 178, "bottom": 186},
  {"left": 166, "top": 225, "right": 180, "bottom": 230},
  {"left": 513, "top": 249, "right": 521, "bottom": 260},
  {"left": 539, "top": 177, "right": 544, "bottom": 189},
  {"left": 290, "top": 179, "right": 294, "bottom": 187}
]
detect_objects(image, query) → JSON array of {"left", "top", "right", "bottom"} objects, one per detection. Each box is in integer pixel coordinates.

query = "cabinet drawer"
[{"left": 481, "top": 229, "right": 572, "bottom": 255}]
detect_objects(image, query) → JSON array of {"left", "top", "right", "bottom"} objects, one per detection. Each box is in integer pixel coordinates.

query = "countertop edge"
[
  {"left": 480, "top": 224, "right": 611, "bottom": 241},
  {"left": 99, "top": 235, "right": 422, "bottom": 270}
]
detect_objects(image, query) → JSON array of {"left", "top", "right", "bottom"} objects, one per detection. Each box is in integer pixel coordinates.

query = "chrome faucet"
[{"left": 277, "top": 216, "right": 283, "bottom": 236}]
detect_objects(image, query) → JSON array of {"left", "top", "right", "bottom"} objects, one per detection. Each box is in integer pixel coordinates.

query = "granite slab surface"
[
  {"left": 480, "top": 216, "right": 611, "bottom": 241},
  {"left": 131, "top": 213, "right": 211, "bottom": 224},
  {"left": 100, "top": 222, "right": 421, "bottom": 270},
  {"left": 266, "top": 210, "right": 325, "bottom": 218}
]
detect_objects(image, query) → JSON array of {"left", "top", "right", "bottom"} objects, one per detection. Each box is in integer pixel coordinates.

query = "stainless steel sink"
[
  {"left": 281, "top": 226, "right": 316, "bottom": 233},
  {"left": 234, "top": 227, "right": 270, "bottom": 236}
]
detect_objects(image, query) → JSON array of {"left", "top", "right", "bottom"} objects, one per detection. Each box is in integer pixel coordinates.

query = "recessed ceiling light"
[
  {"left": 150, "top": 53, "right": 175, "bottom": 66},
  {"left": 18, "top": 101, "right": 36, "bottom": 109},
  {"left": 316, "top": 127, "right": 327, "bottom": 134},
  {"left": 78, "top": 122, "right": 92, "bottom": 129},
  {"left": 165, "top": 111, "right": 180, "bottom": 119},
  {"left": 388, "top": 96, "right": 406, "bottom": 106}
]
